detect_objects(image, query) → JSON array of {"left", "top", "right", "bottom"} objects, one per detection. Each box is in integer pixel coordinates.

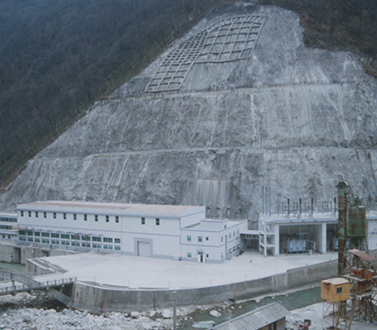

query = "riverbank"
[{"left": 0, "top": 287, "right": 376, "bottom": 329}]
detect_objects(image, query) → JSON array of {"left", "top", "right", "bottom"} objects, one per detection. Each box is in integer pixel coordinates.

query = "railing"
[{"left": 0, "top": 277, "right": 76, "bottom": 295}]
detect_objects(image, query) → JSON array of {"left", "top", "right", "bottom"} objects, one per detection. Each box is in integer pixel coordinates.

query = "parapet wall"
[{"left": 70, "top": 259, "right": 337, "bottom": 313}]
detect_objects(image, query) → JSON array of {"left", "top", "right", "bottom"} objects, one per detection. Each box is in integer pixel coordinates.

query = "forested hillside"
[
  {"left": 259, "top": 0, "right": 377, "bottom": 75},
  {"left": 1, "top": 0, "right": 377, "bottom": 192},
  {"left": 0, "top": 0, "right": 223, "bottom": 190}
]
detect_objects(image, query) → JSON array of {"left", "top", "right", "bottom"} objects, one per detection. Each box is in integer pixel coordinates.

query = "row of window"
[
  {"left": 187, "top": 235, "right": 209, "bottom": 242},
  {"left": 141, "top": 217, "right": 160, "bottom": 226},
  {"left": 0, "top": 217, "right": 17, "bottom": 223},
  {"left": 20, "top": 211, "right": 120, "bottom": 224},
  {"left": 186, "top": 230, "right": 240, "bottom": 243},
  {"left": 186, "top": 245, "right": 241, "bottom": 259},
  {"left": 19, "top": 231, "right": 120, "bottom": 243},
  {"left": 19, "top": 236, "right": 121, "bottom": 250},
  {"left": 187, "top": 252, "right": 210, "bottom": 258}
]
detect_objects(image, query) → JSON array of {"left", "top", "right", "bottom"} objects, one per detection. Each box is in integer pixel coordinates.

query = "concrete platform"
[{"left": 41, "top": 251, "right": 338, "bottom": 290}]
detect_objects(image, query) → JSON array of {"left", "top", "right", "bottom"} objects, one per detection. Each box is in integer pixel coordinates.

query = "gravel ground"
[{"left": 0, "top": 292, "right": 376, "bottom": 330}]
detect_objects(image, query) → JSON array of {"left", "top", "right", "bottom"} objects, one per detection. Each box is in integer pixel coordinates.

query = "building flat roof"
[
  {"left": 260, "top": 211, "right": 377, "bottom": 224},
  {"left": 183, "top": 219, "right": 247, "bottom": 231},
  {"left": 0, "top": 213, "right": 17, "bottom": 218},
  {"left": 322, "top": 277, "right": 350, "bottom": 286},
  {"left": 210, "top": 302, "right": 289, "bottom": 330},
  {"left": 17, "top": 201, "right": 205, "bottom": 218},
  {"left": 259, "top": 212, "right": 338, "bottom": 224}
]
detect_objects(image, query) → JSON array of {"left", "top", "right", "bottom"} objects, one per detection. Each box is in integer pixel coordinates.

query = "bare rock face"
[{"left": 2, "top": 3, "right": 377, "bottom": 220}]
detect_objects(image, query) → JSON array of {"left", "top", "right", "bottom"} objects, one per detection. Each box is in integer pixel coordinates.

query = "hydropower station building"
[{"left": 14, "top": 201, "right": 247, "bottom": 264}]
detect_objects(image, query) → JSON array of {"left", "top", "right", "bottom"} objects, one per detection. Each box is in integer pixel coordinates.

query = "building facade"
[
  {"left": 258, "top": 211, "right": 377, "bottom": 256},
  {"left": 15, "top": 201, "right": 247, "bottom": 263}
]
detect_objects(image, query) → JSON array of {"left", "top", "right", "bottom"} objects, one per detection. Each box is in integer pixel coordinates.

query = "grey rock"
[
  {"left": 1, "top": 4, "right": 377, "bottom": 220},
  {"left": 161, "top": 309, "right": 172, "bottom": 319},
  {"left": 210, "top": 310, "right": 221, "bottom": 317},
  {"left": 193, "top": 320, "right": 216, "bottom": 328},
  {"left": 130, "top": 311, "right": 139, "bottom": 319}
]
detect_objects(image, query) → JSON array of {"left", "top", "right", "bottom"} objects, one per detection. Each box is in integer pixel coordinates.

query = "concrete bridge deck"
[{"left": 0, "top": 267, "right": 76, "bottom": 299}]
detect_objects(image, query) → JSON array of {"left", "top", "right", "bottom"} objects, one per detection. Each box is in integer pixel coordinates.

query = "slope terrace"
[{"left": 1, "top": 3, "right": 377, "bottom": 220}]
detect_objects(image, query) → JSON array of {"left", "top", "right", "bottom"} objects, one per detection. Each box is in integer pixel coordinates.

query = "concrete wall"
[
  {"left": 70, "top": 259, "right": 338, "bottom": 313},
  {"left": 0, "top": 244, "right": 21, "bottom": 263},
  {"left": 0, "top": 243, "right": 77, "bottom": 265}
]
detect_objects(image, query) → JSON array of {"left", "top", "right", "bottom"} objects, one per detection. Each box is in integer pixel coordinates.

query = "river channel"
[{"left": 180, "top": 286, "right": 321, "bottom": 329}]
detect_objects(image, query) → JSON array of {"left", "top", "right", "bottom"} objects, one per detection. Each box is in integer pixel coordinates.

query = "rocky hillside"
[
  {"left": 1, "top": 3, "right": 377, "bottom": 220},
  {"left": 0, "top": 0, "right": 222, "bottom": 190}
]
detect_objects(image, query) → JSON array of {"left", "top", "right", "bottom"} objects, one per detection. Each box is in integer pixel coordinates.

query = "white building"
[
  {"left": 0, "top": 213, "right": 18, "bottom": 241},
  {"left": 258, "top": 211, "right": 377, "bottom": 256},
  {"left": 15, "top": 201, "right": 248, "bottom": 263}
]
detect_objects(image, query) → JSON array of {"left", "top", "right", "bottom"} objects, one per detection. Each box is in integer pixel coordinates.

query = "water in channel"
[{"left": 179, "top": 286, "right": 321, "bottom": 329}]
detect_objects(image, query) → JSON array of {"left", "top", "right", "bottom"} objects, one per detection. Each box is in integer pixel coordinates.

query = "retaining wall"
[{"left": 70, "top": 259, "right": 338, "bottom": 313}]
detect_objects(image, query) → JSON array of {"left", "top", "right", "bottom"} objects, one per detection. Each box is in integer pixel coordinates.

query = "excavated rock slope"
[{"left": 2, "top": 3, "right": 377, "bottom": 220}]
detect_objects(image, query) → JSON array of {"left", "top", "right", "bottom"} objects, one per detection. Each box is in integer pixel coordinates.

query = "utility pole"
[
  {"left": 173, "top": 290, "right": 177, "bottom": 330},
  {"left": 337, "top": 181, "right": 349, "bottom": 276}
]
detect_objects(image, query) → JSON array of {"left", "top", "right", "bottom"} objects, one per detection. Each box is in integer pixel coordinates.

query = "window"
[
  {"left": 92, "top": 237, "right": 101, "bottom": 242},
  {"left": 141, "top": 217, "right": 145, "bottom": 225},
  {"left": 71, "top": 241, "right": 80, "bottom": 247},
  {"left": 44, "top": 212, "right": 47, "bottom": 218},
  {"left": 19, "top": 236, "right": 26, "bottom": 242},
  {"left": 187, "top": 252, "right": 192, "bottom": 258},
  {"left": 84, "top": 214, "right": 87, "bottom": 221},
  {"left": 114, "top": 238, "right": 121, "bottom": 244},
  {"left": 115, "top": 216, "right": 119, "bottom": 223},
  {"left": 233, "top": 231, "right": 235, "bottom": 237},
  {"left": 71, "top": 235, "right": 79, "bottom": 240},
  {"left": 61, "top": 234, "right": 69, "bottom": 239},
  {"left": 19, "top": 230, "right": 26, "bottom": 235},
  {"left": 187, "top": 235, "right": 191, "bottom": 242},
  {"left": 82, "top": 236, "right": 90, "bottom": 241},
  {"left": 82, "top": 242, "right": 90, "bottom": 248},
  {"left": 95, "top": 215, "right": 98, "bottom": 222},
  {"left": 73, "top": 214, "right": 77, "bottom": 220},
  {"left": 336, "top": 287, "right": 343, "bottom": 294},
  {"left": 42, "top": 238, "right": 50, "bottom": 244},
  {"left": 51, "top": 233, "right": 59, "bottom": 238},
  {"left": 106, "top": 215, "right": 109, "bottom": 223},
  {"left": 206, "top": 254, "right": 209, "bottom": 258},
  {"left": 34, "top": 232, "right": 40, "bottom": 237},
  {"left": 198, "top": 236, "right": 203, "bottom": 242},
  {"left": 53, "top": 212, "right": 56, "bottom": 219},
  {"left": 104, "top": 244, "right": 113, "bottom": 250},
  {"left": 92, "top": 243, "right": 101, "bottom": 249},
  {"left": 63, "top": 213, "right": 66, "bottom": 220},
  {"left": 61, "top": 240, "right": 69, "bottom": 246},
  {"left": 156, "top": 218, "right": 160, "bottom": 226},
  {"left": 221, "top": 236, "right": 223, "bottom": 242},
  {"left": 27, "top": 231, "right": 33, "bottom": 236},
  {"left": 104, "top": 237, "right": 113, "bottom": 243},
  {"left": 51, "top": 239, "right": 59, "bottom": 245},
  {"left": 42, "top": 232, "right": 50, "bottom": 237},
  {"left": 115, "top": 245, "right": 121, "bottom": 251},
  {"left": 28, "top": 211, "right": 31, "bottom": 217},
  {"left": 21, "top": 211, "right": 24, "bottom": 217},
  {"left": 34, "top": 238, "right": 40, "bottom": 243},
  {"left": 28, "top": 237, "right": 33, "bottom": 242},
  {"left": 35, "top": 211, "right": 38, "bottom": 218},
  {"left": 206, "top": 237, "right": 209, "bottom": 241}
]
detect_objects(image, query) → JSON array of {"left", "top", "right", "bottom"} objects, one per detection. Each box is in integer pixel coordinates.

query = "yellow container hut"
[{"left": 321, "top": 277, "right": 350, "bottom": 302}]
